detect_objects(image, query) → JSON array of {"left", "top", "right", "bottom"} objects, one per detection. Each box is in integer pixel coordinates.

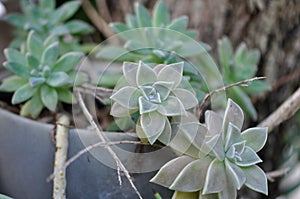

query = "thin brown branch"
[
  {"left": 266, "top": 167, "right": 290, "bottom": 182},
  {"left": 198, "top": 77, "right": 266, "bottom": 117},
  {"left": 75, "top": 91, "right": 143, "bottom": 199},
  {"left": 258, "top": 87, "right": 300, "bottom": 133},
  {"left": 81, "top": 0, "right": 117, "bottom": 43},
  {"left": 47, "top": 140, "right": 154, "bottom": 182},
  {"left": 96, "top": 0, "right": 112, "bottom": 22}
]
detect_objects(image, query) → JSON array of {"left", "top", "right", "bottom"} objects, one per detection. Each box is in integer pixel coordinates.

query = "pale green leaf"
[
  {"left": 3, "top": 61, "right": 30, "bottom": 78},
  {"left": 158, "top": 96, "right": 186, "bottom": 116},
  {"left": 4, "top": 48, "right": 26, "bottom": 64},
  {"left": 225, "top": 159, "right": 246, "bottom": 189},
  {"left": 0, "top": 76, "right": 27, "bottom": 92},
  {"left": 136, "top": 61, "right": 157, "bottom": 86},
  {"left": 110, "top": 86, "right": 141, "bottom": 109},
  {"left": 40, "top": 85, "right": 58, "bottom": 111},
  {"left": 139, "top": 96, "right": 158, "bottom": 114},
  {"left": 27, "top": 31, "right": 44, "bottom": 59},
  {"left": 57, "top": 88, "right": 74, "bottom": 104},
  {"left": 243, "top": 165, "right": 268, "bottom": 195},
  {"left": 134, "top": 2, "right": 151, "bottom": 27},
  {"left": 241, "top": 127, "right": 268, "bottom": 152},
  {"left": 50, "top": 1, "right": 81, "bottom": 24},
  {"left": 12, "top": 83, "right": 36, "bottom": 104},
  {"left": 150, "top": 155, "right": 194, "bottom": 187},
  {"left": 222, "top": 98, "right": 244, "bottom": 139},
  {"left": 123, "top": 62, "right": 138, "bottom": 87},
  {"left": 170, "top": 156, "right": 211, "bottom": 192},
  {"left": 172, "top": 88, "right": 198, "bottom": 109},
  {"left": 41, "top": 42, "right": 59, "bottom": 67},
  {"left": 53, "top": 52, "right": 83, "bottom": 72},
  {"left": 141, "top": 111, "right": 165, "bottom": 144},
  {"left": 157, "top": 62, "right": 184, "bottom": 88},
  {"left": 203, "top": 159, "right": 226, "bottom": 194},
  {"left": 152, "top": 0, "right": 170, "bottom": 27},
  {"left": 153, "top": 81, "right": 174, "bottom": 101},
  {"left": 65, "top": 20, "right": 94, "bottom": 34},
  {"left": 29, "top": 77, "right": 45, "bottom": 87},
  {"left": 26, "top": 53, "right": 40, "bottom": 70},
  {"left": 158, "top": 118, "right": 172, "bottom": 145},
  {"left": 236, "top": 146, "right": 262, "bottom": 167},
  {"left": 46, "top": 72, "right": 72, "bottom": 87}
]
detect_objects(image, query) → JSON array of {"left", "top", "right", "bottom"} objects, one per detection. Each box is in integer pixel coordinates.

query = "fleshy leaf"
[
  {"left": 205, "top": 111, "right": 222, "bottom": 136},
  {"left": 46, "top": 72, "right": 72, "bottom": 87},
  {"left": 134, "top": 2, "right": 152, "bottom": 27},
  {"left": 152, "top": 0, "right": 169, "bottom": 27},
  {"left": 218, "top": 175, "right": 237, "bottom": 199},
  {"left": 225, "top": 159, "right": 246, "bottom": 189},
  {"left": 170, "top": 156, "right": 211, "bottom": 192},
  {"left": 65, "top": 20, "right": 94, "bottom": 34},
  {"left": 203, "top": 159, "right": 226, "bottom": 194},
  {"left": 40, "top": 85, "right": 58, "bottom": 111},
  {"left": 41, "top": 42, "right": 59, "bottom": 68},
  {"left": 158, "top": 119, "right": 172, "bottom": 145},
  {"left": 225, "top": 123, "right": 241, "bottom": 151},
  {"left": 110, "top": 86, "right": 141, "bottom": 109},
  {"left": 123, "top": 62, "right": 139, "bottom": 87},
  {"left": 150, "top": 155, "right": 194, "bottom": 187},
  {"left": 241, "top": 127, "right": 268, "bottom": 152},
  {"left": 136, "top": 61, "right": 157, "bottom": 86},
  {"left": 0, "top": 76, "right": 27, "bottom": 92},
  {"left": 57, "top": 88, "right": 74, "bottom": 104},
  {"left": 29, "top": 77, "right": 45, "bottom": 87},
  {"left": 180, "top": 122, "right": 207, "bottom": 150},
  {"left": 139, "top": 96, "right": 158, "bottom": 114},
  {"left": 110, "top": 103, "right": 132, "bottom": 117},
  {"left": 26, "top": 53, "right": 40, "bottom": 70},
  {"left": 3, "top": 62, "right": 30, "bottom": 78},
  {"left": 12, "top": 83, "right": 36, "bottom": 104},
  {"left": 4, "top": 48, "right": 26, "bottom": 64},
  {"left": 243, "top": 165, "right": 268, "bottom": 195},
  {"left": 50, "top": 1, "right": 81, "bottom": 24},
  {"left": 157, "top": 62, "right": 184, "bottom": 88},
  {"left": 235, "top": 146, "right": 262, "bottom": 167},
  {"left": 158, "top": 96, "right": 186, "bottom": 116},
  {"left": 52, "top": 52, "right": 83, "bottom": 72},
  {"left": 153, "top": 81, "right": 174, "bottom": 101},
  {"left": 222, "top": 99, "right": 244, "bottom": 138},
  {"left": 141, "top": 111, "right": 166, "bottom": 144},
  {"left": 172, "top": 88, "right": 198, "bottom": 109},
  {"left": 27, "top": 31, "right": 44, "bottom": 59},
  {"left": 21, "top": 92, "right": 43, "bottom": 118}
]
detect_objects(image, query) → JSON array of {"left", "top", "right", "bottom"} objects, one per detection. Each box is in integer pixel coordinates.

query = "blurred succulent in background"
[
  {"left": 5, "top": 0, "right": 94, "bottom": 53},
  {"left": 97, "top": 0, "right": 209, "bottom": 101},
  {"left": 151, "top": 99, "right": 268, "bottom": 199},
  {"left": 217, "top": 37, "right": 270, "bottom": 120},
  {"left": 110, "top": 61, "right": 198, "bottom": 144},
  {"left": 0, "top": 31, "right": 87, "bottom": 118}
]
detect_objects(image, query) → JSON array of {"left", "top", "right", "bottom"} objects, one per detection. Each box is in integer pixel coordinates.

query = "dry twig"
[
  {"left": 258, "top": 87, "right": 300, "bottom": 133},
  {"left": 80, "top": 0, "right": 117, "bottom": 43},
  {"left": 75, "top": 91, "right": 143, "bottom": 199},
  {"left": 96, "top": 0, "right": 112, "bottom": 22},
  {"left": 198, "top": 77, "right": 266, "bottom": 117},
  {"left": 266, "top": 167, "right": 290, "bottom": 182},
  {"left": 52, "top": 114, "right": 70, "bottom": 199}
]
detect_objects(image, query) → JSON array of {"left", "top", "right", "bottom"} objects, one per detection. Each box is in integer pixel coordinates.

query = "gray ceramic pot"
[{"left": 0, "top": 109, "right": 175, "bottom": 199}]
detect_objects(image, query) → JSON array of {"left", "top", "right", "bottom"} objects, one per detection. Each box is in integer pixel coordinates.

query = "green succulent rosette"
[
  {"left": 110, "top": 61, "right": 198, "bottom": 144},
  {"left": 151, "top": 99, "right": 268, "bottom": 199},
  {"left": 0, "top": 31, "right": 87, "bottom": 118}
]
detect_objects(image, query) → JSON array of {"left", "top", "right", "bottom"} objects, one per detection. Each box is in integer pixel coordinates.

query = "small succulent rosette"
[
  {"left": 110, "top": 61, "right": 198, "bottom": 144},
  {"left": 151, "top": 99, "right": 268, "bottom": 199},
  {"left": 0, "top": 31, "right": 86, "bottom": 118}
]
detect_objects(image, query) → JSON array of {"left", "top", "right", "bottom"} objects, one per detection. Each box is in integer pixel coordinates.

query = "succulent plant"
[
  {"left": 98, "top": 0, "right": 209, "bottom": 63},
  {"left": 110, "top": 61, "right": 198, "bottom": 144},
  {"left": 0, "top": 31, "right": 86, "bottom": 118},
  {"left": 218, "top": 37, "right": 270, "bottom": 120},
  {"left": 151, "top": 99, "right": 268, "bottom": 199},
  {"left": 5, "top": 0, "right": 94, "bottom": 52}
]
